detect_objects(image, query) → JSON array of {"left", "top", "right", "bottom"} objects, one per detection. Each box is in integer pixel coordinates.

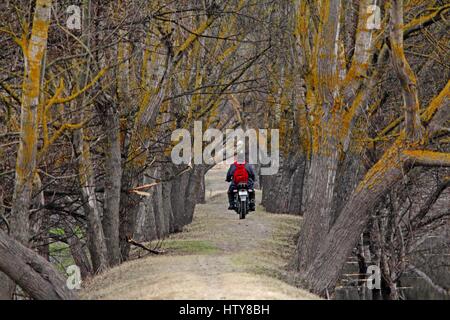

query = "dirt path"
[{"left": 81, "top": 164, "right": 317, "bottom": 300}]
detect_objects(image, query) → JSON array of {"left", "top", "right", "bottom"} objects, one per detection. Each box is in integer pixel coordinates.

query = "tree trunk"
[
  {"left": 102, "top": 100, "right": 122, "bottom": 266},
  {"left": 0, "top": 229, "right": 77, "bottom": 300},
  {"left": 63, "top": 224, "right": 92, "bottom": 280},
  {"left": 0, "top": 0, "right": 52, "bottom": 300},
  {"left": 261, "top": 152, "right": 305, "bottom": 214},
  {"left": 293, "top": 144, "right": 340, "bottom": 271},
  {"left": 292, "top": 0, "right": 342, "bottom": 272},
  {"left": 119, "top": 169, "right": 141, "bottom": 260},
  {"left": 389, "top": 0, "right": 423, "bottom": 142},
  {"left": 184, "top": 165, "right": 208, "bottom": 224},
  {"left": 330, "top": 146, "right": 366, "bottom": 225},
  {"left": 154, "top": 174, "right": 169, "bottom": 238},
  {"left": 74, "top": 133, "right": 109, "bottom": 273},
  {"left": 170, "top": 167, "right": 191, "bottom": 231},
  {"left": 300, "top": 141, "right": 409, "bottom": 295},
  {"left": 197, "top": 172, "right": 206, "bottom": 204},
  {"left": 30, "top": 174, "right": 49, "bottom": 261},
  {"left": 161, "top": 178, "right": 175, "bottom": 234},
  {"left": 101, "top": 10, "right": 128, "bottom": 265},
  {"left": 0, "top": 192, "right": 15, "bottom": 300},
  {"left": 134, "top": 167, "right": 159, "bottom": 242}
]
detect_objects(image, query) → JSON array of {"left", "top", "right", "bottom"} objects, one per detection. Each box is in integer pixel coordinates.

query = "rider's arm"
[{"left": 226, "top": 165, "right": 235, "bottom": 182}]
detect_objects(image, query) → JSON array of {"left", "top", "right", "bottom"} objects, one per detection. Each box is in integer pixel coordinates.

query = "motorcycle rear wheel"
[{"left": 239, "top": 200, "right": 247, "bottom": 219}]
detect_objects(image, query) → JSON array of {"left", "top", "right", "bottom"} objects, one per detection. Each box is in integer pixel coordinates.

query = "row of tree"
[
  {"left": 0, "top": 0, "right": 449, "bottom": 299},
  {"left": 260, "top": 0, "right": 450, "bottom": 298}
]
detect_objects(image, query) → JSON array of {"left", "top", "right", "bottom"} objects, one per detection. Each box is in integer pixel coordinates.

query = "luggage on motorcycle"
[{"left": 233, "top": 161, "right": 249, "bottom": 184}]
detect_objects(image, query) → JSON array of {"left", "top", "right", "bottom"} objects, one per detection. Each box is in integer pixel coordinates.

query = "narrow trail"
[{"left": 82, "top": 164, "right": 317, "bottom": 300}]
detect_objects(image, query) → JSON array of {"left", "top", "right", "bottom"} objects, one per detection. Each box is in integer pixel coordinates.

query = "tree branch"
[{"left": 403, "top": 150, "right": 450, "bottom": 167}]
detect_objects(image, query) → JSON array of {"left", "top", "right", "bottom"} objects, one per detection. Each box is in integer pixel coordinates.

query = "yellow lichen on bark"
[
  {"left": 14, "top": 0, "right": 52, "bottom": 184},
  {"left": 175, "top": 17, "right": 215, "bottom": 58},
  {"left": 356, "top": 134, "right": 406, "bottom": 192},
  {"left": 421, "top": 80, "right": 449, "bottom": 124},
  {"left": 403, "top": 150, "right": 450, "bottom": 167}
]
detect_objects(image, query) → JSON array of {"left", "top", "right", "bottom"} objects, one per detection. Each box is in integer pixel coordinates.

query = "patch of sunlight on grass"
[{"left": 162, "top": 239, "right": 221, "bottom": 255}]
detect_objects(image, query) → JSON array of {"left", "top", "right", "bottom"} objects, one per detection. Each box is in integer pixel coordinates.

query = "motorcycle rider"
[{"left": 226, "top": 157, "right": 256, "bottom": 211}]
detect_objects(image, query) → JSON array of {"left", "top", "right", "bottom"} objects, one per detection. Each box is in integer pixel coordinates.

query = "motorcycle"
[{"left": 232, "top": 183, "right": 252, "bottom": 219}]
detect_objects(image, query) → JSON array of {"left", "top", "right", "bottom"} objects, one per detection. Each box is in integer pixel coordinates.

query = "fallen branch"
[
  {"left": 130, "top": 182, "right": 159, "bottom": 193},
  {"left": 127, "top": 237, "right": 165, "bottom": 255}
]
